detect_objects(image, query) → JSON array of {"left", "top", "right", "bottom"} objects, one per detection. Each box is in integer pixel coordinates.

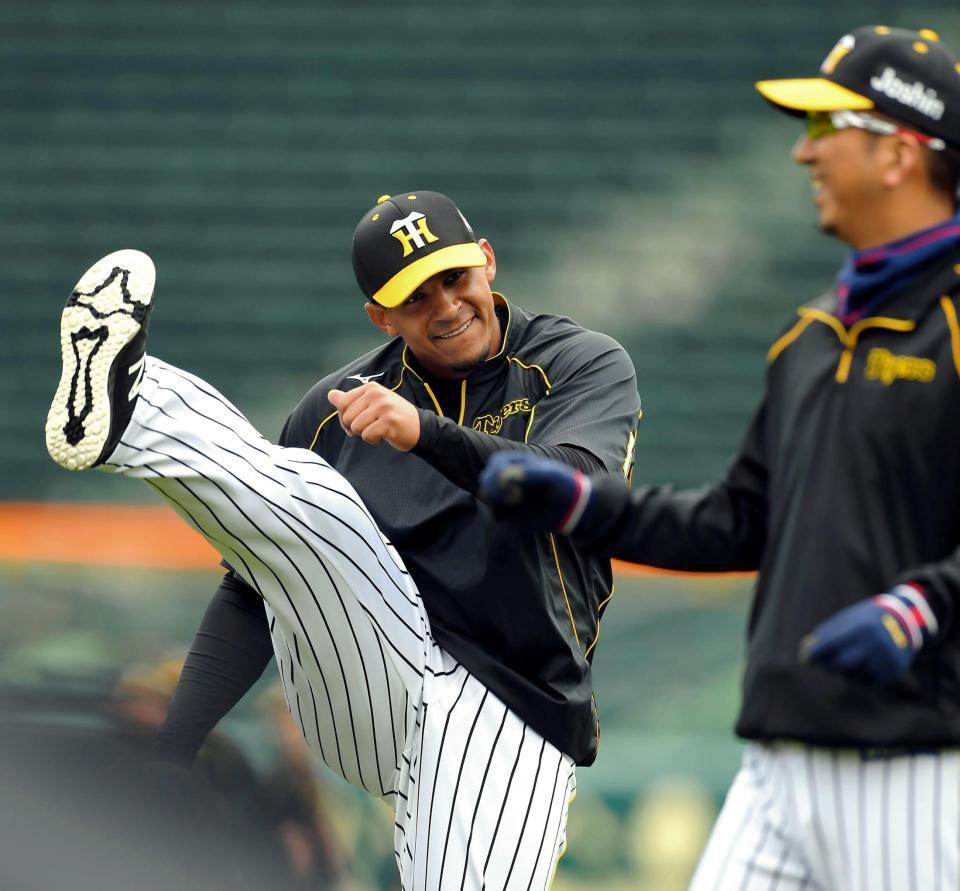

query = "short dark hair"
[
  {"left": 870, "top": 112, "right": 960, "bottom": 205},
  {"left": 925, "top": 147, "right": 960, "bottom": 206}
]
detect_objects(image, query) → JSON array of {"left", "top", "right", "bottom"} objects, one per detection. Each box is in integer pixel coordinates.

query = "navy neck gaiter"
[{"left": 835, "top": 211, "right": 960, "bottom": 325}]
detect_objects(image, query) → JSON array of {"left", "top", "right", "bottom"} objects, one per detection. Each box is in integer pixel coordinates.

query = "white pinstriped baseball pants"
[
  {"left": 690, "top": 742, "right": 960, "bottom": 891},
  {"left": 105, "top": 357, "right": 575, "bottom": 891}
]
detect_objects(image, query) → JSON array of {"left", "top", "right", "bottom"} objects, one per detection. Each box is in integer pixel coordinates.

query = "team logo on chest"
[
  {"left": 472, "top": 398, "right": 533, "bottom": 435},
  {"left": 390, "top": 212, "right": 440, "bottom": 257},
  {"left": 864, "top": 348, "right": 936, "bottom": 385}
]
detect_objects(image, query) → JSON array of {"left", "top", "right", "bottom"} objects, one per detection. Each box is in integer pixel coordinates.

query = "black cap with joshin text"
[
  {"left": 351, "top": 191, "right": 487, "bottom": 308},
  {"left": 756, "top": 26, "right": 960, "bottom": 151}
]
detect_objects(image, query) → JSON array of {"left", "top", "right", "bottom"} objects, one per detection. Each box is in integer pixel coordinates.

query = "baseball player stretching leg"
[
  {"left": 45, "top": 248, "right": 572, "bottom": 890},
  {"left": 45, "top": 194, "right": 640, "bottom": 890}
]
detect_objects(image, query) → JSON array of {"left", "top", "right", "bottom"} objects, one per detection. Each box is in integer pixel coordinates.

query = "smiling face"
[
  {"left": 791, "top": 121, "right": 888, "bottom": 247},
  {"left": 364, "top": 239, "right": 502, "bottom": 379}
]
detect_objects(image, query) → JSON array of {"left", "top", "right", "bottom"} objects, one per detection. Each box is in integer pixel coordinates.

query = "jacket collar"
[{"left": 805, "top": 244, "right": 960, "bottom": 323}]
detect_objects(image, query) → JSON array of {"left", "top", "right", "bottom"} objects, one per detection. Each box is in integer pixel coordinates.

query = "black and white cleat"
[{"left": 45, "top": 249, "right": 156, "bottom": 470}]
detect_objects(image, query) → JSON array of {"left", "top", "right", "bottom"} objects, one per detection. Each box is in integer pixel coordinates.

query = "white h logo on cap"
[{"left": 390, "top": 212, "right": 440, "bottom": 257}]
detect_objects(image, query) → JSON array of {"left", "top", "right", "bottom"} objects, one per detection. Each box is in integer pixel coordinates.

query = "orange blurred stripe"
[
  {"left": 0, "top": 502, "right": 758, "bottom": 578},
  {"left": 0, "top": 502, "right": 220, "bottom": 570},
  {"left": 612, "top": 560, "right": 756, "bottom": 578}
]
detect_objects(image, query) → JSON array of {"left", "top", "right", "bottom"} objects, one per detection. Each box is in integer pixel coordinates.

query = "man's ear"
[
  {"left": 364, "top": 301, "right": 398, "bottom": 337},
  {"left": 881, "top": 135, "right": 924, "bottom": 190},
  {"left": 478, "top": 238, "right": 497, "bottom": 284}
]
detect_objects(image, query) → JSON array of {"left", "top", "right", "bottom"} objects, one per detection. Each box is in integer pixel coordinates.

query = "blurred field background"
[{"left": 1, "top": 1, "right": 958, "bottom": 888}]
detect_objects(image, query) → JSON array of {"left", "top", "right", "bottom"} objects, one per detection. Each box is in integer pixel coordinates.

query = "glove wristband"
[
  {"left": 873, "top": 583, "right": 938, "bottom": 651},
  {"left": 557, "top": 471, "right": 593, "bottom": 535}
]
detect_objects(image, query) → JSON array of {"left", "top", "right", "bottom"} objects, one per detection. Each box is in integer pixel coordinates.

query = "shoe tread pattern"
[{"left": 45, "top": 249, "right": 155, "bottom": 470}]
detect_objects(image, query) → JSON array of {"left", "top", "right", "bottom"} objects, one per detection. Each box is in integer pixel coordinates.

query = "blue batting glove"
[
  {"left": 479, "top": 452, "right": 595, "bottom": 534},
  {"left": 800, "top": 584, "right": 938, "bottom": 685}
]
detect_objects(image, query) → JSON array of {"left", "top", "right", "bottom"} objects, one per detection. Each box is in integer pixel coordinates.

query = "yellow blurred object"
[
  {"left": 628, "top": 776, "right": 716, "bottom": 891},
  {"left": 115, "top": 656, "right": 184, "bottom": 700}
]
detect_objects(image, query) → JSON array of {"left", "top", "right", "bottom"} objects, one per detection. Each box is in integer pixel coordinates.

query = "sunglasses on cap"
[{"left": 805, "top": 110, "right": 947, "bottom": 151}]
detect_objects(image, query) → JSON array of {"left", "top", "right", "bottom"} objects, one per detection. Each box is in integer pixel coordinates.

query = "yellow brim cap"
[
  {"left": 371, "top": 242, "right": 487, "bottom": 308},
  {"left": 755, "top": 77, "right": 875, "bottom": 114}
]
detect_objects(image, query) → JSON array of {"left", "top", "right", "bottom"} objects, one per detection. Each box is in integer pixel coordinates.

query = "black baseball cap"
[
  {"left": 756, "top": 26, "right": 960, "bottom": 151},
  {"left": 351, "top": 191, "right": 487, "bottom": 308}
]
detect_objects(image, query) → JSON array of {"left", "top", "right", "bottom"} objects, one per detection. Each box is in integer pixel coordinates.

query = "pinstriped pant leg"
[
  {"left": 774, "top": 745, "right": 960, "bottom": 891},
  {"left": 105, "top": 357, "right": 428, "bottom": 797},
  {"left": 839, "top": 749, "right": 960, "bottom": 891},
  {"left": 695, "top": 745, "right": 960, "bottom": 891},
  {"left": 689, "top": 744, "right": 822, "bottom": 891},
  {"left": 102, "top": 357, "right": 581, "bottom": 890},
  {"left": 395, "top": 667, "right": 575, "bottom": 891}
]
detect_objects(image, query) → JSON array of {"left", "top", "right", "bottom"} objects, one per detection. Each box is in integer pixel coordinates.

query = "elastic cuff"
[
  {"left": 558, "top": 472, "right": 592, "bottom": 535},
  {"left": 894, "top": 583, "right": 939, "bottom": 636},
  {"left": 570, "top": 473, "right": 631, "bottom": 550},
  {"left": 874, "top": 583, "right": 938, "bottom": 651}
]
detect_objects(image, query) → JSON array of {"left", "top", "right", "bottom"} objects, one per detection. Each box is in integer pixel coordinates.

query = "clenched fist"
[{"left": 328, "top": 382, "right": 421, "bottom": 451}]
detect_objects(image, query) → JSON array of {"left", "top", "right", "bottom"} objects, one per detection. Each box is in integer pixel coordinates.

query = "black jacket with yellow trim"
[
  {"left": 280, "top": 296, "right": 641, "bottom": 765},
  {"left": 580, "top": 247, "right": 960, "bottom": 747}
]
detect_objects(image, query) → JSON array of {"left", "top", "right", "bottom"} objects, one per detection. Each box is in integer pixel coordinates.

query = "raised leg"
[{"left": 46, "top": 251, "right": 433, "bottom": 796}]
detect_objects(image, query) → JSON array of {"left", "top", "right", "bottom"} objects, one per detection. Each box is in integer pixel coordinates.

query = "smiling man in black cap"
[
  {"left": 44, "top": 191, "right": 640, "bottom": 890},
  {"left": 755, "top": 25, "right": 960, "bottom": 249},
  {"left": 480, "top": 25, "right": 960, "bottom": 889}
]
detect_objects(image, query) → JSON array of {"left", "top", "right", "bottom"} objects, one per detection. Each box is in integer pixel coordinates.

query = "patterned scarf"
[{"left": 835, "top": 211, "right": 960, "bottom": 325}]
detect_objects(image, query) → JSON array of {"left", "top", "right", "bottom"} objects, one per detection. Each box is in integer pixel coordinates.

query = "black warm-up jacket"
[
  {"left": 155, "top": 298, "right": 640, "bottom": 767},
  {"left": 581, "top": 248, "right": 960, "bottom": 747}
]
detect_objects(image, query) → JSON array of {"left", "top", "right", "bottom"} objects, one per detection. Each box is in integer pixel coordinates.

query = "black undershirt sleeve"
[
  {"left": 569, "top": 404, "right": 769, "bottom": 572},
  {"left": 412, "top": 409, "right": 605, "bottom": 495},
  {"left": 152, "top": 571, "right": 275, "bottom": 767}
]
